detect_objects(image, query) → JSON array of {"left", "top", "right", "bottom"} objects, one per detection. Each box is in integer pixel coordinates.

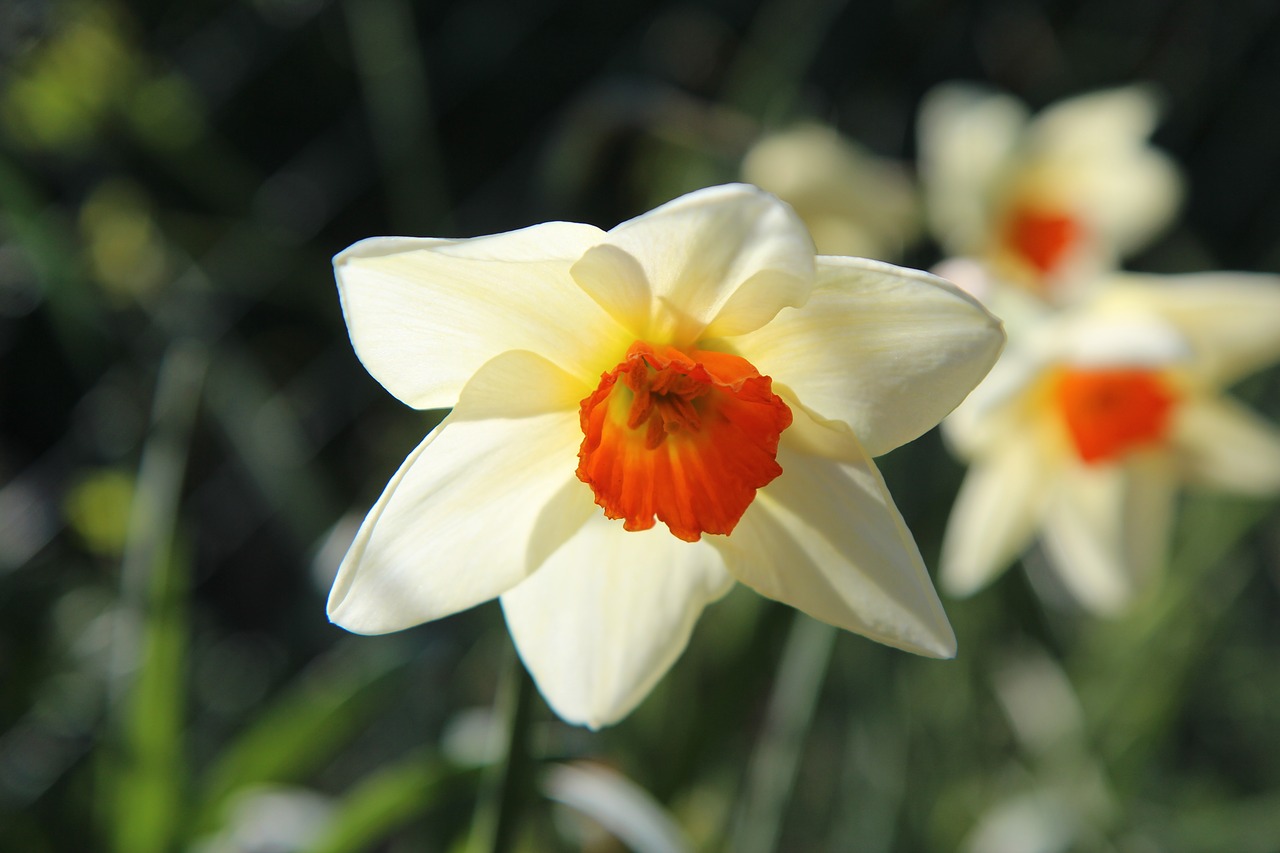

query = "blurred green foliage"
[{"left": 0, "top": 0, "right": 1277, "bottom": 850}]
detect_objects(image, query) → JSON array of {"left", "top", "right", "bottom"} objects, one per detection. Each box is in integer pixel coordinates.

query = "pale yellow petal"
[
  {"left": 1100, "top": 274, "right": 1280, "bottom": 386},
  {"left": 940, "top": 430, "right": 1049, "bottom": 597},
  {"left": 1027, "top": 86, "right": 1182, "bottom": 255},
  {"left": 918, "top": 84, "right": 1029, "bottom": 255},
  {"left": 726, "top": 256, "right": 1004, "bottom": 457},
  {"left": 741, "top": 123, "right": 919, "bottom": 257},
  {"left": 942, "top": 336, "right": 1049, "bottom": 461},
  {"left": 327, "top": 352, "right": 591, "bottom": 634},
  {"left": 1072, "top": 150, "right": 1182, "bottom": 256},
  {"left": 1039, "top": 458, "right": 1152, "bottom": 612},
  {"left": 1122, "top": 452, "right": 1178, "bottom": 589},
  {"left": 715, "top": 410, "right": 955, "bottom": 658},
  {"left": 1176, "top": 395, "right": 1280, "bottom": 495},
  {"left": 1029, "top": 85, "right": 1161, "bottom": 156},
  {"left": 501, "top": 516, "right": 732, "bottom": 729},
  {"left": 335, "top": 223, "right": 632, "bottom": 410},
  {"left": 571, "top": 184, "right": 815, "bottom": 345}
]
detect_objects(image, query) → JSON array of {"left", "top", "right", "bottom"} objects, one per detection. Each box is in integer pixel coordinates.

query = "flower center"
[
  {"left": 576, "top": 341, "right": 792, "bottom": 542},
  {"left": 1054, "top": 368, "right": 1177, "bottom": 464},
  {"left": 1002, "top": 204, "right": 1082, "bottom": 277}
]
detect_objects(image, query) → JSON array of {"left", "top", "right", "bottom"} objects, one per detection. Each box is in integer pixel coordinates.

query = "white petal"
[
  {"left": 1100, "top": 274, "right": 1280, "bottom": 386},
  {"left": 542, "top": 763, "right": 694, "bottom": 853},
  {"left": 942, "top": 335, "right": 1053, "bottom": 460},
  {"left": 918, "top": 84, "right": 1029, "bottom": 254},
  {"left": 1039, "top": 463, "right": 1130, "bottom": 614},
  {"left": 946, "top": 307, "right": 1190, "bottom": 457},
  {"left": 1052, "top": 311, "right": 1190, "bottom": 368},
  {"left": 740, "top": 123, "right": 920, "bottom": 257},
  {"left": 328, "top": 352, "right": 593, "bottom": 634},
  {"left": 1029, "top": 86, "right": 1162, "bottom": 152},
  {"left": 1176, "top": 396, "right": 1280, "bottom": 495},
  {"left": 571, "top": 184, "right": 815, "bottom": 345},
  {"left": 1027, "top": 86, "right": 1182, "bottom": 256},
  {"left": 501, "top": 516, "right": 732, "bottom": 729},
  {"left": 725, "top": 256, "right": 1004, "bottom": 457},
  {"left": 1122, "top": 452, "right": 1178, "bottom": 589},
  {"left": 714, "top": 411, "right": 955, "bottom": 658},
  {"left": 335, "top": 223, "right": 633, "bottom": 410},
  {"left": 1072, "top": 150, "right": 1182, "bottom": 257},
  {"left": 1038, "top": 458, "right": 1174, "bottom": 616},
  {"left": 940, "top": 430, "right": 1049, "bottom": 597}
]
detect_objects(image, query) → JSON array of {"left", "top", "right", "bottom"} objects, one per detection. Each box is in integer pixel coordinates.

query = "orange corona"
[
  {"left": 1054, "top": 368, "right": 1177, "bottom": 464},
  {"left": 1003, "top": 204, "right": 1082, "bottom": 277},
  {"left": 577, "top": 342, "right": 792, "bottom": 542}
]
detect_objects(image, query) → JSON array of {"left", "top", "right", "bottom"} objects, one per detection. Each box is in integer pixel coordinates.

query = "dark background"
[{"left": 1, "top": 0, "right": 1278, "bottom": 850}]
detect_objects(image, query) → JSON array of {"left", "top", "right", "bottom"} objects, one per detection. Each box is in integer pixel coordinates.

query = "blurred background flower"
[
  {"left": 740, "top": 123, "right": 919, "bottom": 258},
  {"left": 2, "top": 0, "right": 1279, "bottom": 850},
  {"left": 939, "top": 275, "right": 1280, "bottom": 613},
  {"left": 918, "top": 84, "right": 1183, "bottom": 305}
]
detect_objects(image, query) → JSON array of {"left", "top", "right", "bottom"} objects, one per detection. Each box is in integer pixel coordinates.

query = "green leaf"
[
  {"left": 304, "top": 751, "right": 475, "bottom": 853},
  {"left": 191, "top": 644, "right": 407, "bottom": 836},
  {"left": 105, "top": 343, "right": 208, "bottom": 853}
]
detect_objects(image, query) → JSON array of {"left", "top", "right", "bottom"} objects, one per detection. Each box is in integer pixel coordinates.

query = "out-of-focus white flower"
[
  {"left": 191, "top": 786, "right": 333, "bottom": 853},
  {"left": 941, "top": 274, "right": 1280, "bottom": 613},
  {"left": 918, "top": 85, "right": 1182, "bottom": 303},
  {"left": 543, "top": 761, "right": 692, "bottom": 853},
  {"left": 328, "top": 184, "right": 1004, "bottom": 728},
  {"left": 741, "top": 123, "right": 919, "bottom": 259}
]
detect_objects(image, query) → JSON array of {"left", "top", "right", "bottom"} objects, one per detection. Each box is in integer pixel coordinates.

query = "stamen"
[
  {"left": 577, "top": 341, "right": 792, "bottom": 541},
  {"left": 1054, "top": 368, "right": 1177, "bottom": 464}
]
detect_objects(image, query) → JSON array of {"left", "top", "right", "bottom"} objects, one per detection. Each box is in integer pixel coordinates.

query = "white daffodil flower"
[
  {"left": 941, "top": 274, "right": 1280, "bottom": 614},
  {"left": 328, "top": 184, "right": 1004, "bottom": 728},
  {"left": 741, "top": 123, "right": 920, "bottom": 259},
  {"left": 918, "top": 85, "right": 1182, "bottom": 303}
]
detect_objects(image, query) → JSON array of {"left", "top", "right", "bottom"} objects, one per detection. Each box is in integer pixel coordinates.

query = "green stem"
[
  {"left": 105, "top": 340, "right": 208, "bottom": 853},
  {"left": 468, "top": 644, "right": 535, "bottom": 853},
  {"left": 729, "top": 613, "right": 838, "bottom": 853}
]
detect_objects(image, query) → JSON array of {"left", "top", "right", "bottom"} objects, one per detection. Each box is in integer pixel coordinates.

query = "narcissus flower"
[
  {"left": 940, "top": 274, "right": 1280, "bottom": 614},
  {"left": 741, "top": 123, "right": 920, "bottom": 259},
  {"left": 328, "top": 184, "right": 1004, "bottom": 728},
  {"left": 918, "top": 85, "right": 1182, "bottom": 302}
]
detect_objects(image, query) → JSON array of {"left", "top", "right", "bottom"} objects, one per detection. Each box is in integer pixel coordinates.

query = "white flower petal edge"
[
  {"left": 1029, "top": 86, "right": 1162, "bottom": 152},
  {"left": 1028, "top": 86, "right": 1181, "bottom": 253},
  {"left": 739, "top": 123, "right": 920, "bottom": 258},
  {"left": 724, "top": 256, "right": 1005, "bottom": 457},
  {"left": 1099, "top": 274, "right": 1280, "bottom": 387},
  {"left": 1038, "top": 463, "right": 1133, "bottom": 614},
  {"left": 940, "top": 428, "right": 1049, "bottom": 597},
  {"left": 918, "top": 84, "right": 1029, "bottom": 255},
  {"left": 335, "top": 223, "right": 632, "bottom": 410},
  {"left": 920, "top": 84, "right": 1181, "bottom": 279},
  {"left": 500, "top": 512, "right": 733, "bottom": 730},
  {"left": 1037, "top": 457, "right": 1176, "bottom": 616},
  {"left": 570, "top": 184, "right": 816, "bottom": 345},
  {"left": 946, "top": 309, "right": 1189, "bottom": 459},
  {"left": 328, "top": 351, "right": 590, "bottom": 633},
  {"left": 1121, "top": 453, "right": 1179, "bottom": 591},
  {"left": 1176, "top": 396, "right": 1280, "bottom": 495},
  {"left": 713, "top": 405, "right": 956, "bottom": 658}
]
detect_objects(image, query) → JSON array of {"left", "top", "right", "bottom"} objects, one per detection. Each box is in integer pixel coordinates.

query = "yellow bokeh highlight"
[{"left": 64, "top": 468, "right": 136, "bottom": 558}]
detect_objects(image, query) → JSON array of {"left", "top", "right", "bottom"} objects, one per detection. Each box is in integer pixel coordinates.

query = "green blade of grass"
[
  {"left": 190, "top": 643, "right": 408, "bottom": 837},
  {"left": 104, "top": 341, "right": 208, "bottom": 853},
  {"left": 467, "top": 648, "right": 536, "bottom": 853},
  {"left": 728, "top": 613, "right": 837, "bottom": 853},
  {"left": 1073, "top": 493, "right": 1278, "bottom": 787},
  {"left": 305, "top": 751, "right": 477, "bottom": 853}
]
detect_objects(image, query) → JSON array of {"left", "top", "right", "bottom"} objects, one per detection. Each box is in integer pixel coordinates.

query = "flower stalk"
[{"left": 467, "top": 644, "right": 536, "bottom": 853}]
